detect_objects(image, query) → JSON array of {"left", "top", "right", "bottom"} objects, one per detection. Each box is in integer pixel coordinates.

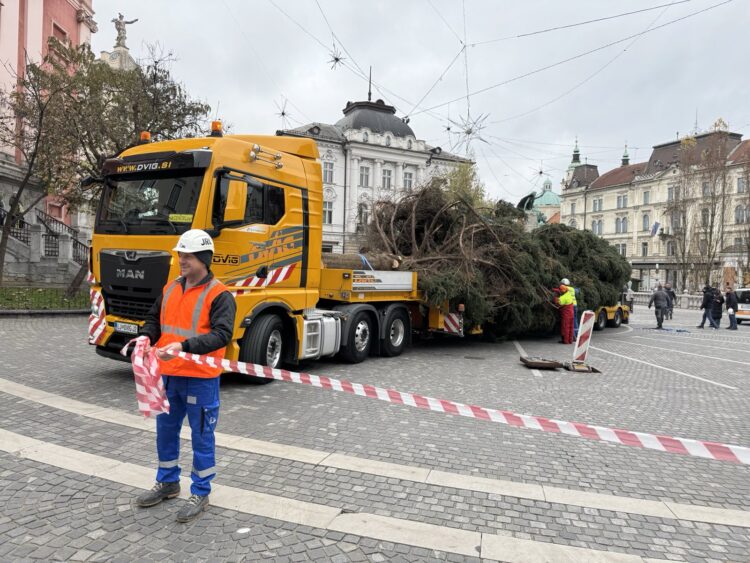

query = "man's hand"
[{"left": 157, "top": 342, "right": 183, "bottom": 360}]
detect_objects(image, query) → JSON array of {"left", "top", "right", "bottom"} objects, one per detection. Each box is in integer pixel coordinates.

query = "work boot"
[
  {"left": 176, "top": 494, "right": 209, "bottom": 523},
  {"left": 136, "top": 481, "right": 180, "bottom": 507}
]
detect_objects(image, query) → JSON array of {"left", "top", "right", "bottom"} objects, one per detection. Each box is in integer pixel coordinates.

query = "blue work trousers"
[
  {"left": 573, "top": 306, "right": 579, "bottom": 339},
  {"left": 156, "top": 375, "right": 220, "bottom": 496}
]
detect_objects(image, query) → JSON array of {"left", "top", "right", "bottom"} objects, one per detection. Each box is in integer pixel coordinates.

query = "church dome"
[
  {"left": 533, "top": 179, "right": 560, "bottom": 207},
  {"left": 335, "top": 99, "right": 415, "bottom": 138}
]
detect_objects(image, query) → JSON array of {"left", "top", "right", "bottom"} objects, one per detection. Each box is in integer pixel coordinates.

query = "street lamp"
[{"left": 426, "top": 146, "right": 442, "bottom": 167}]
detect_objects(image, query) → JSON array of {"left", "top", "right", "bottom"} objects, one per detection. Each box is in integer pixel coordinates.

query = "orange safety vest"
[{"left": 156, "top": 276, "right": 229, "bottom": 378}]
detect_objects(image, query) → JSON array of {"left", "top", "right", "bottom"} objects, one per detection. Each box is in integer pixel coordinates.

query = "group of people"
[
  {"left": 697, "top": 285, "right": 739, "bottom": 330},
  {"left": 647, "top": 282, "right": 677, "bottom": 328}
]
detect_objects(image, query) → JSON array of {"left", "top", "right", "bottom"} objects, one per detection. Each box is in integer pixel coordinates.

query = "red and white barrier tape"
[
  {"left": 160, "top": 350, "right": 750, "bottom": 465},
  {"left": 228, "top": 263, "right": 297, "bottom": 295},
  {"left": 121, "top": 337, "right": 170, "bottom": 418},
  {"left": 573, "top": 310, "right": 595, "bottom": 362},
  {"left": 88, "top": 289, "right": 106, "bottom": 345}
]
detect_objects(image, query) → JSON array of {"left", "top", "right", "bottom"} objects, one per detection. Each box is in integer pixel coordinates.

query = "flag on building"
[{"left": 650, "top": 221, "right": 661, "bottom": 237}]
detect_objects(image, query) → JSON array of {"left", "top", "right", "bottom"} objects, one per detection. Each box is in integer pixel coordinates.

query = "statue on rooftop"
[{"left": 112, "top": 13, "right": 138, "bottom": 49}]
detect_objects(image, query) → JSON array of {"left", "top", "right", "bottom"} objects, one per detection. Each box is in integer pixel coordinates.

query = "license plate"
[{"left": 114, "top": 321, "right": 139, "bottom": 335}]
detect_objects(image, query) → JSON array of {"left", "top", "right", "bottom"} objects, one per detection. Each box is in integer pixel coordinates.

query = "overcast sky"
[{"left": 92, "top": 0, "right": 749, "bottom": 202}]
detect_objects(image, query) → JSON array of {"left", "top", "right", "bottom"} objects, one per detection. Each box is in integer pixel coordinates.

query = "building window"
[
  {"left": 591, "top": 219, "right": 603, "bottom": 235},
  {"left": 641, "top": 242, "right": 648, "bottom": 257},
  {"left": 323, "top": 161, "right": 334, "bottom": 184},
  {"left": 616, "top": 194, "right": 628, "bottom": 209},
  {"left": 736, "top": 205, "right": 746, "bottom": 224},
  {"left": 322, "top": 244, "right": 334, "bottom": 253},
  {"left": 701, "top": 207, "right": 709, "bottom": 227},
  {"left": 671, "top": 211, "right": 681, "bottom": 229},
  {"left": 702, "top": 182, "right": 710, "bottom": 197},
  {"left": 643, "top": 191, "right": 650, "bottom": 205},
  {"left": 613, "top": 243, "right": 626, "bottom": 256},
  {"left": 403, "top": 171, "right": 413, "bottom": 190},
  {"left": 667, "top": 241, "right": 676, "bottom": 256},
  {"left": 382, "top": 169, "right": 392, "bottom": 189},
  {"left": 667, "top": 186, "right": 674, "bottom": 202},
  {"left": 359, "top": 166, "right": 370, "bottom": 188},
  {"left": 362, "top": 132, "right": 369, "bottom": 143},
  {"left": 592, "top": 197, "right": 603, "bottom": 212},
  {"left": 642, "top": 214, "right": 650, "bottom": 231},
  {"left": 357, "top": 203, "right": 369, "bottom": 230},
  {"left": 615, "top": 218, "right": 621, "bottom": 233},
  {"left": 571, "top": 202, "right": 576, "bottom": 215},
  {"left": 568, "top": 218, "right": 577, "bottom": 228},
  {"left": 734, "top": 237, "right": 743, "bottom": 250},
  {"left": 52, "top": 23, "right": 68, "bottom": 42},
  {"left": 739, "top": 177, "right": 746, "bottom": 193},
  {"left": 322, "top": 201, "right": 333, "bottom": 225},
  {"left": 699, "top": 239, "right": 708, "bottom": 254}
]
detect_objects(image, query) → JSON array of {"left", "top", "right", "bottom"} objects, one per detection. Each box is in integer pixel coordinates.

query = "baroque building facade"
[
  {"left": 279, "top": 97, "right": 470, "bottom": 253},
  {"left": 560, "top": 130, "right": 750, "bottom": 290}
]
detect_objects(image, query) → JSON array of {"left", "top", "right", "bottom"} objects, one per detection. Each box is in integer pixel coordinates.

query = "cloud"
[{"left": 92, "top": 0, "right": 748, "bottom": 201}]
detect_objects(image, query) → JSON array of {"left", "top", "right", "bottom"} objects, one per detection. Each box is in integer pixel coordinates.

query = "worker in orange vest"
[{"left": 137, "top": 229, "right": 236, "bottom": 522}]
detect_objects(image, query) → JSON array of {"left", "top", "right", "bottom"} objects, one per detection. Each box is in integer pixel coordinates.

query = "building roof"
[
  {"left": 590, "top": 162, "right": 647, "bottom": 190},
  {"left": 547, "top": 211, "right": 560, "bottom": 224},
  {"left": 645, "top": 130, "right": 743, "bottom": 174},
  {"left": 568, "top": 163, "right": 599, "bottom": 188},
  {"left": 727, "top": 139, "right": 750, "bottom": 165},
  {"left": 533, "top": 180, "right": 560, "bottom": 206},
  {"left": 279, "top": 122, "right": 346, "bottom": 143},
  {"left": 335, "top": 99, "right": 415, "bottom": 138}
]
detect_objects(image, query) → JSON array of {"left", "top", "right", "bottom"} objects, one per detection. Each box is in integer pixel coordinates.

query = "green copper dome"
[{"left": 533, "top": 179, "right": 560, "bottom": 207}]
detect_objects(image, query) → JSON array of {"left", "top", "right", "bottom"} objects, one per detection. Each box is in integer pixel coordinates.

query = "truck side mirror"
[{"left": 223, "top": 179, "right": 247, "bottom": 223}]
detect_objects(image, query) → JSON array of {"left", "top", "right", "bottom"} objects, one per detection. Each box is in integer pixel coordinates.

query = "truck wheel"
[
  {"left": 238, "top": 314, "right": 284, "bottom": 384},
  {"left": 594, "top": 309, "right": 607, "bottom": 331},
  {"left": 608, "top": 309, "right": 622, "bottom": 328},
  {"left": 341, "top": 311, "right": 373, "bottom": 363},
  {"left": 382, "top": 308, "right": 409, "bottom": 357}
]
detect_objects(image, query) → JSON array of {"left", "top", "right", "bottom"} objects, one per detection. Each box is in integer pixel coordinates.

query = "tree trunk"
[{"left": 65, "top": 262, "right": 88, "bottom": 299}]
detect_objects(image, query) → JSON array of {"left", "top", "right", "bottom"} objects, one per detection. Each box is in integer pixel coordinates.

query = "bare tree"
[
  {"left": 0, "top": 49, "right": 77, "bottom": 284},
  {"left": 692, "top": 121, "right": 732, "bottom": 287},
  {"left": 663, "top": 137, "right": 699, "bottom": 291}
]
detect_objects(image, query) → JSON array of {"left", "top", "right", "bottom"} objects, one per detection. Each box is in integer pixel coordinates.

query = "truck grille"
[{"left": 100, "top": 249, "right": 171, "bottom": 321}]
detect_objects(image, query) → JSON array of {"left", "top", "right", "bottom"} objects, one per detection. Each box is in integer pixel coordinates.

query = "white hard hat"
[
  {"left": 173, "top": 229, "right": 214, "bottom": 253},
  {"left": 561, "top": 278, "right": 570, "bottom": 285}
]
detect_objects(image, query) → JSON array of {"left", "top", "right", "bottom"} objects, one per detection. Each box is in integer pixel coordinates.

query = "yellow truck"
[
  {"left": 592, "top": 304, "right": 630, "bottom": 331},
  {"left": 88, "top": 125, "right": 465, "bottom": 374}
]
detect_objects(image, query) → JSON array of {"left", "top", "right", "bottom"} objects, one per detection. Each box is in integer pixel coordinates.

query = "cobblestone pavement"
[{"left": 0, "top": 307, "right": 748, "bottom": 561}]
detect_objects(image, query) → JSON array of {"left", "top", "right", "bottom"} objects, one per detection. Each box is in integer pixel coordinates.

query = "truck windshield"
[{"left": 95, "top": 170, "right": 204, "bottom": 235}]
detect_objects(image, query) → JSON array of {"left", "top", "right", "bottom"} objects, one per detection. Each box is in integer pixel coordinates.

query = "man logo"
[
  {"left": 116, "top": 268, "right": 145, "bottom": 280},
  {"left": 201, "top": 238, "right": 211, "bottom": 246}
]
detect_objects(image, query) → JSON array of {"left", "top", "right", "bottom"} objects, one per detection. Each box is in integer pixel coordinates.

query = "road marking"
[
  {"left": 512, "top": 340, "right": 542, "bottom": 377},
  {"left": 1, "top": 378, "right": 749, "bottom": 528},
  {"left": 589, "top": 346, "right": 737, "bottom": 390},
  {"left": 630, "top": 335, "right": 750, "bottom": 354},
  {"left": 620, "top": 340, "right": 750, "bottom": 366},
  {"left": 0, "top": 428, "right": 673, "bottom": 562}
]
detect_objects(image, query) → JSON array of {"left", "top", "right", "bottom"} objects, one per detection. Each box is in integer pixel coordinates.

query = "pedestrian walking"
[
  {"left": 664, "top": 283, "right": 677, "bottom": 320},
  {"left": 696, "top": 285, "right": 719, "bottom": 329},
  {"left": 648, "top": 284, "right": 670, "bottom": 329},
  {"left": 725, "top": 287, "right": 738, "bottom": 330},
  {"left": 137, "top": 229, "right": 236, "bottom": 523},
  {"left": 625, "top": 284, "right": 634, "bottom": 312},
  {"left": 710, "top": 288, "right": 725, "bottom": 329}
]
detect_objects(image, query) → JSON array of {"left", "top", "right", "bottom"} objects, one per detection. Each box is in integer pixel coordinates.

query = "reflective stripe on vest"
[{"left": 161, "top": 279, "right": 219, "bottom": 339}]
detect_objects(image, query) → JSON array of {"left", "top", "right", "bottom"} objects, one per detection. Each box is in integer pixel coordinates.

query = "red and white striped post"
[{"left": 572, "top": 310, "right": 595, "bottom": 363}]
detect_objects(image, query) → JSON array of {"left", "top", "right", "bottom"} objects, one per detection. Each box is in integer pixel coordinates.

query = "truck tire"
[
  {"left": 381, "top": 308, "right": 409, "bottom": 357},
  {"left": 340, "top": 311, "right": 373, "bottom": 363},
  {"left": 594, "top": 309, "right": 607, "bottom": 331},
  {"left": 608, "top": 309, "right": 622, "bottom": 328},
  {"left": 238, "top": 314, "right": 284, "bottom": 384}
]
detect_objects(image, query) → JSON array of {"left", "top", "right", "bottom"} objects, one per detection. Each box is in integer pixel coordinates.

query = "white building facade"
[{"left": 280, "top": 98, "right": 470, "bottom": 253}]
